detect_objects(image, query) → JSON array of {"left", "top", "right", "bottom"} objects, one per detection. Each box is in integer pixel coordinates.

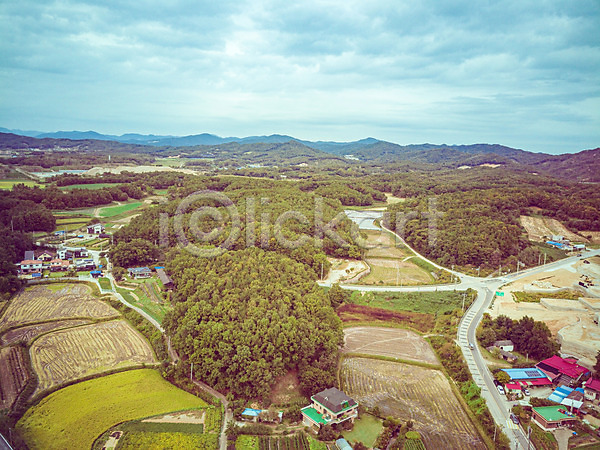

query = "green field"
[
  {"left": 117, "top": 285, "right": 170, "bottom": 323},
  {"left": 99, "top": 202, "right": 143, "bottom": 217},
  {"left": 342, "top": 414, "right": 383, "bottom": 448},
  {"left": 0, "top": 179, "right": 42, "bottom": 189},
  {"left": 59, "top": 183, "right": 122, "bottom": 190},
  {"left": 118, "top": 431, "right": 218, "bottom": 449},
  {"left": 349, "top": 290, "right": 475, "bottom": 316},
  {"left": 17, "top": 369, "right": 208, "bottom": 450},
  {"left": 97, "top": 277, "right": 112, "bottom": 290},
  {"left": 153, "top": 158, "right": 185, "bottom": 167}
]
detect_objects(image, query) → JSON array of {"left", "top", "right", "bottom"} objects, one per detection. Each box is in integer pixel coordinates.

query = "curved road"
[{"left": 329, "top": 218, "right": 600, "bottom": 449}]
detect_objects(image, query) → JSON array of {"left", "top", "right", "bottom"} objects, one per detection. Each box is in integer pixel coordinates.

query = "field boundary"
[
  {"left": 342, "top": 352, "right": 442, "bottom": 370},
  {"left": 341, "top": 319, "right": 427, "bottom": 335}
]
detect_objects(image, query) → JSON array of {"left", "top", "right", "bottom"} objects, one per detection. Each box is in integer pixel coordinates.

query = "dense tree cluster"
[
  {"left": 114, "top": 176, "right": 362, "bottom": 273},
  {"left": 108, "top": 239, "right": 161, "bottom": 268},
  {"left": 7, "top": 183, "right": 145, "bottom": 209},
  {"left": 163, "top": 248, "right": 343, "bottom": 399},
  {"left": 0, "top": 194, "right": 55, "bottom": 232},
  {"left": 477, "top": 314, "right": 559, "bottom": 360}
]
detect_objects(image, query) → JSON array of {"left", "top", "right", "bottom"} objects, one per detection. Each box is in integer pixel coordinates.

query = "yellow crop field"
[
  {"left": 30, "top": 320, "right": 156, "bottom": 395},
  {"left": 0, "top": 284, "right": 119, "bottom": 331},
  {"left": 342, "top": 357, "right": 484, "bottom": 450},
  {"left": 17, "top": 369, "right": 208, "bottom": 450}
]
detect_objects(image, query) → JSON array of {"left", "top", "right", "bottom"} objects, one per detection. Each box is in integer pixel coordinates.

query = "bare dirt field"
[
  {"left": 519, "top": 215, "right": 588, "bottom": 243},
  {"left": 0, "top": 319, "right": 91, "bottom": 346},
  {"left": 0, "top": 346, "right": 29, "bottom": 410},
  {"left": 342, "top": 357, "right": 485, "bottom": 450},
  {"left": 490, "top": 256, "right": 600, "bottom": 367},
  {"left": 356, "top": 230, "right": 433, "bottom": 285},
  {"left": 85, "top": 165, "right": 198, "bottom": 176},
  {"left": 581, "top": 231, "right": 600, "bottom": 244},
  {"left": 343, "top": 326, "right": 438, "bottom": 365},
  {"left": 0, "top": 284, "right": 119, "bottom": 331},
  {"left": 323, "top": 258, "right": 369, "bottom": 284},
  {"left": 30, "top": 320, "right": 156, "bottom": 395},
  {"left": 143, "top": 410, "right": 205, "bottom": 424}
]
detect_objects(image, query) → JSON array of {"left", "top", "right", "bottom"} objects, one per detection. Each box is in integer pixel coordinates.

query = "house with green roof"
[
  {"left": 301, "top": 387, "right": 358, "bottom": 430},
  {"left": 531, "top": 405, "right": 577, "bottom": 431}
]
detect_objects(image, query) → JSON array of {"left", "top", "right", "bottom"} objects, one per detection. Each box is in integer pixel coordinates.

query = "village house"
[
  {"left": 36, "top": 251, "right": 54, "bottom": 261},
  {"left": 24, "top": 250, "right": 35, "bottom": 261},
  {"left": 584, "top": 378, "right": 600, "bottom": 402},
  {"left": 301, "top": 387, "right": 358, "bottom": 430},
  {"left": 19, "top": 260, "right": 43, "bottom": 273},
  {"left": 48, "top": 259, "right": 70, "bottom": 272},
  {"left": 87, "top": 223, "right": 105, "bottom": 234},
  {"left": 531, "top": 405, "right": 577, "bottom": 431},
  {"left": 500, "top": 368, "right": 552, "bottom": 389},
  {"left": 57, "top": 247, "right": 89, "bottom": 260},
  {"left": 128, "top": 267, "right": 152, "bottom": 279},
  {"left": 536, "top": 355, "right": 590, "bottom": 386},
  {"left": 156, "top": 268, "right": 174, "bottom": 289},
  {"left": 494, "top": 340, "right": 514, "bottom": 352}
]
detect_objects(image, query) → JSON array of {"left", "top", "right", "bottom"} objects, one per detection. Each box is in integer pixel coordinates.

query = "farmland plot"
[
  {"left": 343, "top": 327, "right": 438, "bottom": 365},
  {"left": 30, "top": 320, "right": 156, "bottom": 394},
  {"left": 0, "top": 319, "right": 91, "bottom": 346},
  {"left": 0, "top": 346, "right": 29, "bottom": 410},
  {"left": 341, "top": 357, "right": 484, "bottom": 450},
  {"left": 0, "top": 284, "right": 118, "bottom": 331}
]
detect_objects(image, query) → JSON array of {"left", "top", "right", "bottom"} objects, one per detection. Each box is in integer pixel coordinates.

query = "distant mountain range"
[{"left": 0, "top": 128, "right": 598, "bottom": 181}]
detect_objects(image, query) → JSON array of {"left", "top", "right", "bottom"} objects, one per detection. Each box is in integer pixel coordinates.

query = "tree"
[
  {"left": 225, "top": 421, "right": 241, "bottom": 440},
  {"left": 328, "top": 283, "right": 350, "bottom": 308},
  {"left": 594, "top": 350, "right": 600, "bottom": 374},
  {"left": 109, "top": 238, "right": 160, "bottom": 268},
  {"left": 317, "top": 424, "right": 337, "bottom": 441},
  {"left": 495, "top": 371, "right": 511, "bottom": 384}
]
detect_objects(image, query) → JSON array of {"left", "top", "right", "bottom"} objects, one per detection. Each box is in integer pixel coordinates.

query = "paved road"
[{"left": 335, "top": 214, "right": 600, "bottom": 449}]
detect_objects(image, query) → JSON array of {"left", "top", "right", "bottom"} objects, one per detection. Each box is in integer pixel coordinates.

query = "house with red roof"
[
  {"left": 536, "top": 355, "right": 590, "bottom": 386},
  {"left": 584, "top": 378, "right": 600, "bottom": 401}
]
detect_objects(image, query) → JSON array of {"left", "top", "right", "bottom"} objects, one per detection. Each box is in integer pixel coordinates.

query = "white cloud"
[{"left": 0, "top": 0, "right": 598, "bottom": 152}]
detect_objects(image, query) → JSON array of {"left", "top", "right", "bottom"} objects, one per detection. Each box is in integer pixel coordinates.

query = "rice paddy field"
[
  {"left": 17, "top": 369, "right": 209, "bottom": 450},
  {"left": 98, "top": 202, "right": 143, "bottom": 217},
  {"left": 341, "top": 357, "right": 485, "bottom": 450},
  {"left": 59, "top": 183, "right": 122, "bottom": 190},
  {"left": 0, "top": 179, "right": 42, "bottom": 189},
  {"left": 30, "top": 320, "right": 157, "bottom": 395}
]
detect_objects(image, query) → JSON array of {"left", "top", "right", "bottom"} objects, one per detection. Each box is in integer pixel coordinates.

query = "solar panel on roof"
[{"left": 525, "top": 370, "right": 540, "bottom": 377}]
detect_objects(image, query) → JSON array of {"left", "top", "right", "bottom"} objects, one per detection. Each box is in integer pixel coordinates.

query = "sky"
[{"left": 1, "top": 1, "right": 599, "bottom": 154}]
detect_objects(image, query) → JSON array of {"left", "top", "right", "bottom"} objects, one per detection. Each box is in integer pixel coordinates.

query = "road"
[{"left": 335, "top": 215, "right": 600, "bottom": 449}]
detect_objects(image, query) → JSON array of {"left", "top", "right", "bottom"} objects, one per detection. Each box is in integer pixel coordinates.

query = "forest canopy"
[{"left": 163, "top": 247, "right": 343, "bottom": 399}]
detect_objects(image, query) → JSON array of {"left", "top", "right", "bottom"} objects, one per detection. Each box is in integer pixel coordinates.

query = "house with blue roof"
[{"left": 501, "top": 368, "right": 552, "bottom": 387}]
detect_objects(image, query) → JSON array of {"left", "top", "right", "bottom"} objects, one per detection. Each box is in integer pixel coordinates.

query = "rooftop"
[
  {"left": 501, "top": 368, "right": 549, "bottom": 380},
  {"left": 301, "top": 406, "right": 329, "bottom": 425},
  {"left": 129, "top": 267, "right": 151, "bottom": 273},
  {"left": 537, "top": 355, "right": 589, "bottom": 379},
  {"left": 494, "top": 339, "right": 514, "bottom": 346},
  {"left": 533, "top": 405, "right": 577, "bottom": 422},
  {"left": 312, "top": 387, "right": 357, "bottom": 414},
  {"left": 586, "top": 378, "right": 600, "bottom": 392}
]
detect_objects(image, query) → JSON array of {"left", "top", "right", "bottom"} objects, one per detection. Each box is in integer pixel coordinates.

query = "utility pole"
[
  {"left": 538, "top": 254, "right": 541, "bottom": 266},
  {"left": 544, "top": 253, "right": 547, "bottom": 265},
  {"left": 320, "top": 262, "right": 324, "bottom": 281},
  {"left": 527, "top": 425, "right": 532, "bottom": 450},
  {"left": 462, "top": 292, "right": 466, "bottom": 311},
  {"left": 190, "top": 362, "right": 193, "bottom": 381},
  {"left": 477, "top": 266, "right": 480, "bottom": 277}
]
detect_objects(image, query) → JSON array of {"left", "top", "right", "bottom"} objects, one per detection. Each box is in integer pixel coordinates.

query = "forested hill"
[{"left": 1, "top": 131, "right": 599, "bottom": 181}]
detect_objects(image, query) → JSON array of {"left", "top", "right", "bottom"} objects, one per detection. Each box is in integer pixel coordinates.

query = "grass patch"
[
  {"left": 0, "top": 179, "right": 42, "bottom": 189},
  {"left": 99, "top": 202, "right": 143, "bottom": 218},
  {"left": 349, "top": 290, "right": 475, "bottom": 317},
  {"left": 116, "top": 286, "right": 170, "bottom": 324},
  {"left": 17, "top": 369, "right": 208, "bottom": 450},
  {"left": 59, "top": 183, "right": 122, "bottom": 190},
  {"left": 513, "top": 289, "right": 581, "bottom": 303},
  {"left": 236, "top": 435, "right": 259, "bottom": 449},
  {"left": 121, "top": 421, "right": 204, "bottom": 433},
  {"left": 342, "top": 414, "right": 383, "bottom": 448},
  {"left": 118, "top": 431, "right": 218, "bottom": 449},
  {"left": 98, "top": 277, "right": 112, "bottom": 290}
]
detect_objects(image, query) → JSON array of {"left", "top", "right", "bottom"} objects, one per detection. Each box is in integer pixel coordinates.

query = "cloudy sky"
[{"left": 1, "top": 1, "right": 599, "bottom": 153}]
